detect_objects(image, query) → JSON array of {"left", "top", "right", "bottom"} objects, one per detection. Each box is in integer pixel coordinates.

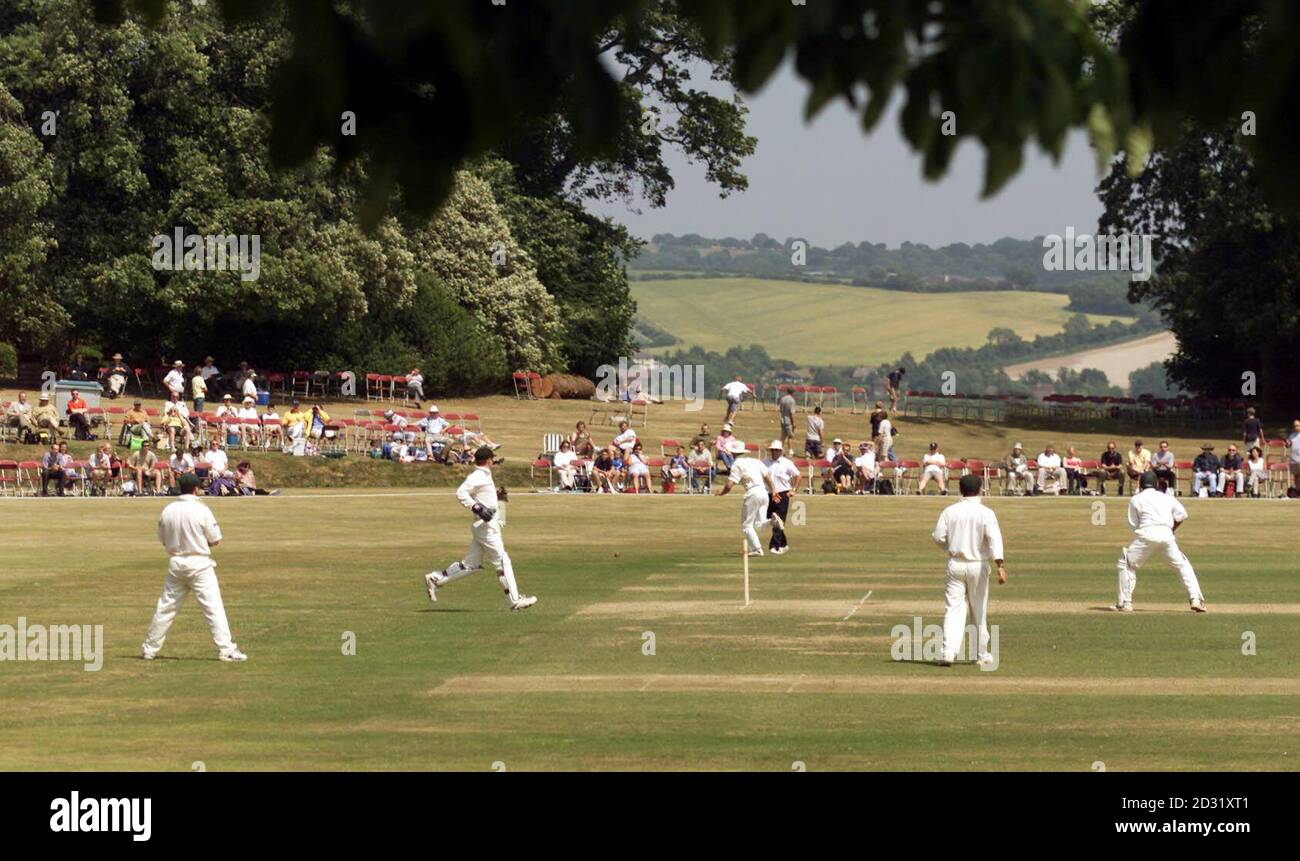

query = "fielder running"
[
  {"left": 716, "top": 439, "right": 778, "bottom": 557},
  {"left": 141, "top": 472, "right": 247, "bottom": 661},
  {"left": 1115, "top": 471, "right": 1207, "bottom": 613},
  {"left": 931, "top": 474, "right": 1007, "bottom": 666},
  {"left": 425, "top": 446, "right": 537, "bottom": 610},
  {"left": 763, "top": 440, "right": 802, "bottom": 554}
]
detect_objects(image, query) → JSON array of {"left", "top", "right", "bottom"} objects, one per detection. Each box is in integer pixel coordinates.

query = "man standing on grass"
[
  {"left": 762, "top": 440, "right": 801, "bottom": 555},
  {"left": 1115, "top": 472, "right": 1207, "bottom": 613},
  {"left": 425, "top": 446, "right": 537, "bottom": 611},
  {"left": 931, "top": 474, "right": 1006, "bottom": 667},
  {"left": 716, "top": 439, "right": 777, "bottom": 557},
  {"left": 142, "top": 472, "right": 247, "bottom": 661},
  {"left": 778, "top": 389, "right": 797, "bottom": 453}
]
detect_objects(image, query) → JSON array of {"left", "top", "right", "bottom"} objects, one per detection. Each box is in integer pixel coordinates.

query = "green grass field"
[
  {"left": 2, "top": 488, "right": 1296, "bottom": 771},
  {"left": 631, "top": 277, "right": 1129, "bottom": 366}
]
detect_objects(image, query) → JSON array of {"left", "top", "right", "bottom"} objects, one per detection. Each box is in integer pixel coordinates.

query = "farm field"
[
  {"left": 631, "top": 277, "right": 1130, "bottom": 366},
  {"left": 1004, "top": 331, "right": 1178, "bottom": 384},
  {"left": 1, "top": 490, "right": 1296, "bottom": 771}
]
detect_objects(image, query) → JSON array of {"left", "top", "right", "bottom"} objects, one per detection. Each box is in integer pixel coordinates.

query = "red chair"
[
  {"left": 291, "top": 371, "right": 312, "bottom": 399},
  {"left": 0, "top": 460, "right": 19, "bottom": 497},
  {"left": 660, "top": 438, "right": 681, "bottom": 456},
  {"left": 460, "top": 413, "right": 481, "bottom": 432},
  {"left": 512, "top": 371, "right": 532, "bottom": 399},
  {"left": 365, "top": 373, "right": 384, "bottom": 401},
  {"left": 530, "top": 456, "right": 553, "bottom": 489}
]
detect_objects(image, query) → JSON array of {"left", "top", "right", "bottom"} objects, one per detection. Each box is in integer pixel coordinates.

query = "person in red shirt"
[{"left": 66, "top": 389, "right": 92, "bottom": 441}]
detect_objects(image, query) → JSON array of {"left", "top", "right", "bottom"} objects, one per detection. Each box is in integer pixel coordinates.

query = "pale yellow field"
[{"left": 631, "top": 277, "right": 1129, "bottom": 366}]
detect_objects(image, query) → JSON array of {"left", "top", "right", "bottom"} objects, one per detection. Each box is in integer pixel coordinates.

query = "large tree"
[
  {"left": 0, "top": 0, "right": 563, "bottom": 375},
  {"left": 89, "top": 0, "right": 1172, "bottom": 221},
  {"left": 1096, "top": 2, "right": 1300, "bottom": 414}
]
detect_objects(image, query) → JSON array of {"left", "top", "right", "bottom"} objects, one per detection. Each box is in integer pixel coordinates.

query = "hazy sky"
[{"left": 588, "top": 62, "right": 1106, "bottom": 248}]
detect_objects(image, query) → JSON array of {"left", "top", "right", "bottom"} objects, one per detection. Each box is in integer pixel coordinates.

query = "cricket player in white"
[
  {"left": 141, "top": 472, "right": 247, "bottom": 661},
  {"left": 931, "top": 474, "right": 1007, "bottom": 666},
  {"left": 1115, "top": 471, "right": 1207, "bottom": 613},
  {"left": 716, "top": 439, "right": 777, "bottom": 556},
  {"left": 425, "top": 446, "right": 537, "bottom": 610}
]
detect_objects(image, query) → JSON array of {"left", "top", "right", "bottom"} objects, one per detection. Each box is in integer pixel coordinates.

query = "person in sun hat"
[
  {"left": 716, "top": 438, "right": 777, "bottom": 557},
  {"left": 1192, "top": 443, "right": 1221, "bottom": 497},
  {"left": 1005, "top": 442, "right": 1030, "bottom": 496},
  {"left": 162, "top": 359, "right": 186, "bottom": 398},
  {"left": 762, "top": 439, "right": 801, "bottom": 554},
  {"left": 107, "top": 353, "right": 131, "bottom": 398}
]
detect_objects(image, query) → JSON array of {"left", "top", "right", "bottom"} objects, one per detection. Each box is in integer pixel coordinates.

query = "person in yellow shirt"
[
  {"left": 1126, "top": 439, "right": 1152, "bottom": 484},
  {"left": 308, "top": 403, "right": 332, "bottom": 441},
  {"left": 281, "top": 399, "right": 312, "bottom": 449}
]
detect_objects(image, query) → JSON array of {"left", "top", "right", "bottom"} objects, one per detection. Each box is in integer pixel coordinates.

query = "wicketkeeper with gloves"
[{"left": 425, "top": 446, "right": 537, "bottom": 611}]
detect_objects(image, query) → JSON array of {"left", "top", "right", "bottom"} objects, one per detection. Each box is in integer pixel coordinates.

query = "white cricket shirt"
[
  {"left": 932, "top": 497, "right": 1005, "bottom": 562},
  {"left": 728, "top": 457, "right": 769, "bottom": 494},
  {"left": 457, "top": 465, "right": 500, "bottom": 512},
  {"left": 158, "top": 495, "right": 222, "bottom": 557},
  {"left": 1127, "top": 488, "right": 1187, "bottom": 535}
]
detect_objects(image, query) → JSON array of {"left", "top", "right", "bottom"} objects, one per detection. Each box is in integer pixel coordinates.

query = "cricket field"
[{"left": 1, "top": 491, "right": 1297, "bottom": 771}]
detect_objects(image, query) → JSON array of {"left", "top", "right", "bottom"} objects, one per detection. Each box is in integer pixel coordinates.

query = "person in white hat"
[
  {"left": 417, "top": 405, "right": 452, "bottom": 461},
  {"left": 1005, "top": 442, "right": 1030, "bottom": 496},
  {"left": 762, "top": 440, "right": 801, "bottom": 554},
  {"left": 107, "top": 353, "right": 131, "bottom": 398},
  {"left": 162, "top": 360, "right": 186, "bottom": 398},
  {"left": 716, "top": 439, "right": 778, "bottom": 557},
  {"left": 31, "top": 392, "right": 62, "bottom": 441},
  {"left": 237, "top": 395, "right": 262, "bottom": 448}
]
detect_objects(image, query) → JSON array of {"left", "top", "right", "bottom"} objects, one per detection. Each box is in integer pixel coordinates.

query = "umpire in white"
[
  {"left": 142, "top": 472, "right": 247, "bottom": 661},
  {"left": 931, "top": 473, "right": 1006, "bottom": 666}
]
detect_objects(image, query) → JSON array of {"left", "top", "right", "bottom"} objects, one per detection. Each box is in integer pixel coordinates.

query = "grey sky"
[{"left": 589, "top": 62, "right": 1106, "bottom": 249}]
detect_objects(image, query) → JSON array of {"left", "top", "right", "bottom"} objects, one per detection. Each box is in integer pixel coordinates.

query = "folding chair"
[
  {"left": 133, "top": 367, "right": 156, "bottom": 395},
  {"left": 311, "top": 370, "right": 331, "bottom": 399},
  {"left": 820, "top": 386, "right": 838, "bottom": 413},
  {"left": 291, "top": 371, "right": 312, "bottom": 399},
  {"left": 1267, "top": 462, "right": 1290, "bottom": 497},
  {"left": 460, "top": 413, "right": 482, "bottom": 432},
  {"left": 18, "top": 461, "right": 41, "bottom": 496},
  {"left": 530, "top": 456, "right": 554, "bottom": 490},
  {"left": 0, "top": 460, "right": 19, "bottom": 496},
  {"left": 512, "top": 371, "right": 532, "bottom": 399},
  {"left": 893, "top": 460, "right": 920, "bottom": 494},
  {"left": 390, "top": 375, "right": 408, "bottom": 403},
  {"left": 542, "top": 433, "right": 563, "bottom": 455},
  {"left": 660, "top": 438, "right": 681, "bottom": 456}
]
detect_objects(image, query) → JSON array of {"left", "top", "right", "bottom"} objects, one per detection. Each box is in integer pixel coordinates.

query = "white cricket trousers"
[
  {"left": 142, "top": 556, "right": 237, "bottom": 657},
  {"left": 1116, "top": 527, "right": 1203, "bottom": 606},
  {"left": 942, "top": 559, "right": 992, "bottom": 663},
  {"left": 741, "top": 488, "right": 770, "bottom": 553},
  {"left": 441, "top": 520, "right": 520, "bottom": 604}
]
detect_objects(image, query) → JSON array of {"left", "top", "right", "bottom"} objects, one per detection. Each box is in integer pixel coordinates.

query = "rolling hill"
[{"left": 631, "top": 277, "right": 1130, "bottom": 366}]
